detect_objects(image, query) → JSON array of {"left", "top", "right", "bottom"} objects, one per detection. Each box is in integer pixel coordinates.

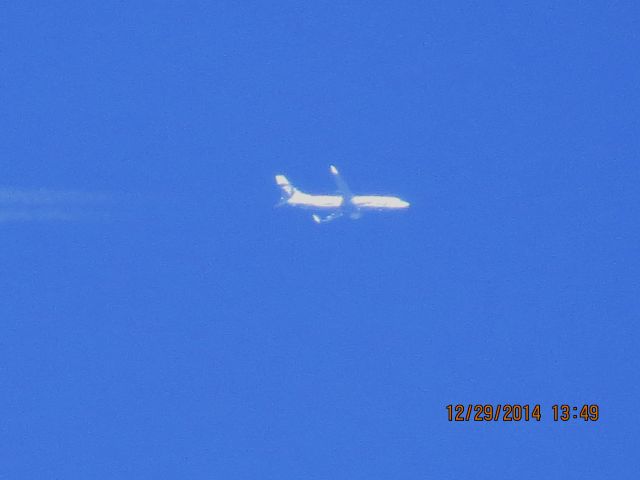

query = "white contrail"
[
  {"left": 0, "top": 188, "right": 109, "bottom": 205},
  {"left": 0, "top": 209, "right": 75, "bottom": 223},
  {"left": 0, "top": 187, "right": 111, "bottom": 223}
]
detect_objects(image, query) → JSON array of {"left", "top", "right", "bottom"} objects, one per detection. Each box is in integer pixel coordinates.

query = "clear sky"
[{"left": 1, "top": 1, "right": 639, "bottom": 478}]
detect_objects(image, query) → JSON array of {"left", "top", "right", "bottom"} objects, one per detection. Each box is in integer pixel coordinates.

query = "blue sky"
[{"left": 1, "top": 1, "right": 639, "bottom": 478}]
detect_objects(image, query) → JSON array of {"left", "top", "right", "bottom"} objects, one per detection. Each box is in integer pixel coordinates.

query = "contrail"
[{"left": 0, "top": 187, "right": 112, "bottom": 223}]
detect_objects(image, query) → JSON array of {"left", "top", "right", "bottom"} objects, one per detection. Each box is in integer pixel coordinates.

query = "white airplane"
[{"left": 275, "top": 165, "right": 410, "bottom": 223}]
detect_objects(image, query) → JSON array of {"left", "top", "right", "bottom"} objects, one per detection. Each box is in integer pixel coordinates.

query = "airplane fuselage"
[
  {"left": 275, "top": 166, "right": 410, "bottom": 223},
  {"left": 286, "top": 192, "right": 409, "bottom": 210}
]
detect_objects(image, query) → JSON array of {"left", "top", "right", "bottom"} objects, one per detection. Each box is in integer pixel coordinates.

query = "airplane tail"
[{"left": 275, "top": 174, "right": 297, "bottom": 198}]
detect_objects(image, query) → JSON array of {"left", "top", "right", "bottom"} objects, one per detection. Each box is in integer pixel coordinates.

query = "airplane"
[{"left": 275, "top": 165, "right": 410, "bottom": 223}]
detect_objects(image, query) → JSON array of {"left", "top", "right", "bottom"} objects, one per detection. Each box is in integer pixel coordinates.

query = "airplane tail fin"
[{"left": 275, "top": 174, "right": 297, "bottom": 198}]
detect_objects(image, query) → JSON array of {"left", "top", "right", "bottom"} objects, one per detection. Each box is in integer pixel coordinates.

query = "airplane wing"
[
  {"left": 312, "top": 211, "right": 343, "bottom": 224},
  {"left": 329, "top": 165, "right": 353, "bottom": 200}
]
